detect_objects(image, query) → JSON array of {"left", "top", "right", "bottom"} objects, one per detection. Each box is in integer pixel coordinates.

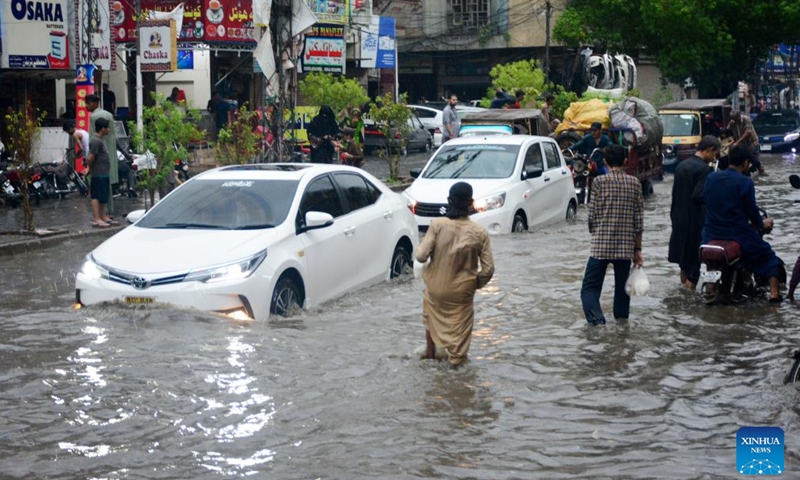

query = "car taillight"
[
  {"left": 394, "top": 133, "right": 402, "bottom": 139},
  {"left": 131, "top": 164, "right": 138, "bottom": 171},
  {"left": 434, "top": 127, "right": 441, "bottom": 134}
]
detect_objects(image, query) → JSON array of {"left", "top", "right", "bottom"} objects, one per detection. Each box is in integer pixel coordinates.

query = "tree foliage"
[
  {"left": 554, "top": 0, "right": 800, "bottom": 97},
  {"left": 5, "top": 103, "right": 46, "bottom": 232},
  {"left": 298, "top": 72, "right": 370, "bottom": 116},
  {"left": 368, "top": 92, "right": 411, "bottom": 182},
  {"left": 215, "top": 105, "right": 259, "bottom": 165},
  {"left": 129, "top": 94, "right": 204, "bottom": 206},
  {"left": 479, "top": 59, "right": 546, "bottom": 107}
]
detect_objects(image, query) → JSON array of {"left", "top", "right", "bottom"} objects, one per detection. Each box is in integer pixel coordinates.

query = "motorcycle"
[
  {"left": 565, "top": 148, "right": 601, "bottom": 205},
  {"left": 698, "top": 185, "right": 790, "bottom": 305},
  {"left": 37, "top": 152, "right": 88, "bottom": 199}
]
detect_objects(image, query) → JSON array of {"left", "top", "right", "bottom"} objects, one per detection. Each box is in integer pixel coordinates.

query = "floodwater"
[{"left": 1, "top": 154, "right": 799, "bottom": 479}]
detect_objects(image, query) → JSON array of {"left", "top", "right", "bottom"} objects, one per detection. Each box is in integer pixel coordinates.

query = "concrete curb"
[{"left": 0, "top": 226, "right": 125, "bottom": 257}]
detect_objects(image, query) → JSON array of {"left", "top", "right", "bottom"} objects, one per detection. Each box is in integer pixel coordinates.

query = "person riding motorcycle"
[
  {"left": 701, "top": 146, "right": 784, "bottom": 302},
  {"left": 567, "top": 122, "right": 613, "bottom": 174}
]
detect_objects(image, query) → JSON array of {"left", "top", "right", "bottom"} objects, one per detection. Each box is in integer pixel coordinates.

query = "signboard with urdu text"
[{"left": 302, "top": 23, "right": 345, "bottom": 74}]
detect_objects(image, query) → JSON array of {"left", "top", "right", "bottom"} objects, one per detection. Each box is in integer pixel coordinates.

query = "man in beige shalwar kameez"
[{"left": 415, "top": 182, "right": 494, "bottom": 366}]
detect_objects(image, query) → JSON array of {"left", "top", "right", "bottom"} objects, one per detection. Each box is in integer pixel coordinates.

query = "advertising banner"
[
  {"left": 302, "top": 23, "right": 344, "bottom": 74},
  {"left": 305, "top": 0, "right": 349, "bottom": 24},
  {"left": 202, "top": 0, "right": 255, "bottom": 43},
  {"left": 139, "top": 19, "right": 177, "bottom": 72},
  {"left": 375, "top": 16, "right": 395, "bottom": 69},
  {"left": 75, "top": 64, "right": 97, "bottom": 174},
  {"left": 114, "top": 0, "right": 250, "bottom": 44},
  {"left": 1, "top": 0, "right": 71, "bottom": 69},
  {"left": 78, "top": 0, "right": 112, "bottom": 70}
]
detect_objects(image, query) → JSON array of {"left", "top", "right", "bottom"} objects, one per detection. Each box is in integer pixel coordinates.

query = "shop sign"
[
  {"left": 75, "top": 64, "right": 96, "bottom": 174},
  {"left": 78, "top": 0, "right": 112, "bottom": 70},
  {"left": 360, "top": 16, "right": 395, "bottom": 69},
  {"left": 306, "top": 0, "right": 349, "bottom": 24},
  {"left": 202, "top": 0, "right": 256, "bottom": 43},
  {"left": 139, "top": 19, "right": 177, "bottom": 72},
  {"left": 302, "top": 24, "right": 345, "bottom": 74},
  {"left": 1, "top": 0, "right": 71, "bottom": 69}
]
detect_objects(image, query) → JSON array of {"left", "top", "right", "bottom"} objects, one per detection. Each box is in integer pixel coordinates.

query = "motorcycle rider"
[
  {"left": 701, "top": 146, "right": 784, "bottom": 302},
  {"left": 567, "top": 122, "right": 613, "bottom": 174}
]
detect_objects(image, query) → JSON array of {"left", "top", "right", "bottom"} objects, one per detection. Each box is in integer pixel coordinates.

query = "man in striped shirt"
[{"left": 581, "top": 144, "right": 645, "bottom": 326}]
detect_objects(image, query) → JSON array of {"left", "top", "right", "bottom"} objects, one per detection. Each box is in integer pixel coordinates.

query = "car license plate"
[
  {"left": 33, "top": 181, "right": 41, "bottom": 188},
  {"left": 125, "top": 296, "right": 154, "bottom": 305},
  {"left": 760, "top": 144, "right": 772, "bottom": 151},
  {"left": 702, "top": 270, "right": 721, "bottom": 282}
]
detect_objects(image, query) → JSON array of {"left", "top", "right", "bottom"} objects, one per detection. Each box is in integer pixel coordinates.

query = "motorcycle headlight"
[
  {"left": 784, "top": 132, "right": 800, "bottom": 143},
  {"left": 664, "top": 145, "right": 675, "bottom": 155},
  {"left": 184, "top": 250, "right": 267, "bottom": 283},
  {"left": 81, "top": 256, "right": 109, "bottom": 280},
  {"left": 473, "top": 192, "right": 506, "bottom": 213}
]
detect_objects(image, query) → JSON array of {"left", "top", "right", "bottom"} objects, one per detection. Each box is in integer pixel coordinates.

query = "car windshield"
[
  {"left": 422, "top": 144, "right": 519, "bottom": 179},
  {"left": 753, "top": 112, "right": 800, "bottom": 130},
  {"left": 137, "top": 179, "right": 299, "bottom": 230},
  {"left": 659, "top": 113, "right": 700, "bottom": 136}
]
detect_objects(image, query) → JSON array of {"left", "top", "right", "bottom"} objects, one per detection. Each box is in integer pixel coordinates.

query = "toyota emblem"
[
  {"left": 439, "top": 206, "right": 448, "bottom": 215},
  {"left": 131, "top": 277, "right": 150, "bottom": 290}
]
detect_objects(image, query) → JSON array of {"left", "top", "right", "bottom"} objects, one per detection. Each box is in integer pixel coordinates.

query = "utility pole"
[
  {"left": 135, "top": 0, "right": 143, "bottom": 135},
  {"left": 544, "top": 1, "right": 551, "bottom": 84}
]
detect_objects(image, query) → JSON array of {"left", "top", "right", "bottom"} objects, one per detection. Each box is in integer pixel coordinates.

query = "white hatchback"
[
  {"left": 403, "top": 135, "right": 578, "bottom": 235},
  {"left": 75, "top": 164, "right": 419, "bottom": 320}
]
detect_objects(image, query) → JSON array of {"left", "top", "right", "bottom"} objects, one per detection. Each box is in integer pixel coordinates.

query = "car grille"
[
  {"left": 415, "top": 202, "right": 449, "bottom": 217},
  {"left": 107, "top": 269, "right": 187, "bottom": 289}
]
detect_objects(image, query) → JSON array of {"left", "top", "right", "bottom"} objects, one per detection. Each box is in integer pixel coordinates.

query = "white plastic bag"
[
  {"left": 413, "top": 258, "right": 430, "bottom": 279},
  {"left": 625, "top": 266, "right": 650, "bottom": 296}
]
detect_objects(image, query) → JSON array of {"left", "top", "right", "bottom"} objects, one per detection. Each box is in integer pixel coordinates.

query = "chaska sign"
[{"left": 139, "top": 19, "right": 177, "bottom": 72}]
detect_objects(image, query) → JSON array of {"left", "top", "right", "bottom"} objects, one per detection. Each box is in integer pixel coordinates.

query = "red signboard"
[
  {"left": 202, "top": 0, "right": 256, "bottom": 43},
  {"left": 114, "top": 0, "right": 254, "bottom": 44}
]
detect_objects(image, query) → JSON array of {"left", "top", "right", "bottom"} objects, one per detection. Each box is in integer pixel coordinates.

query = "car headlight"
[
  {"left": 473, "top": 192, "right": 506, "bottom": 213},
  {"left": 81, "top": 256, "right": 109, "bottom": 280},
  {"left": 784, "top": 132, "right": 800, "bottom": 143},
  {"left": 184, "top": 250, "right": 268, "bottom": 283},
  {"left": 403, "top": 192, "right": 417, "bottom": 214}
]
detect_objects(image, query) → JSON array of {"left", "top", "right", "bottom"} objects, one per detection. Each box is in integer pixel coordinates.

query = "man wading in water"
[{"left": 415, "top": 182, "right": 495, "bottom": 366}]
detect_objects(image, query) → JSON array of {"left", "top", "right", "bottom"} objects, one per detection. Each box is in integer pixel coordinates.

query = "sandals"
[
  {"left": 769, "top": 295, "right": 783, "bottom": 304},
  {"left": 104, "top": 218, "right": 120, "bottom": 226},
  {"left": 92, "top": 221, "right": 111, "bottom": 228}
]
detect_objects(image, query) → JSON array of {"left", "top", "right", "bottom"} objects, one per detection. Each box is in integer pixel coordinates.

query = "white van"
[{"left": 404, "top": 135, "right": 578, "bottom": 234}]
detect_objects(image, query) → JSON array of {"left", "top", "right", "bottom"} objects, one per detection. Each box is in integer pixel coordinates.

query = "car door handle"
[
  {"left": 343, "top": 226, "right": 356, "bottom": 236},
  {"left": 544, "top": 177, "right": 551, "bottom": 182},
  {"left": 383, "top": 210, "right": 394, "bottom": 220}
]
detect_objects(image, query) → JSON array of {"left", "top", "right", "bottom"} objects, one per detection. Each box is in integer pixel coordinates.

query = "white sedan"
[
  {"left": 408, "top": 105, "right": 487, "bottom": 147},
  {"left": 404, "top": 135, "right": 578, "bottom": 235},
  {"left": 75, "top": 164, "right": 419, "bottom": 320}
]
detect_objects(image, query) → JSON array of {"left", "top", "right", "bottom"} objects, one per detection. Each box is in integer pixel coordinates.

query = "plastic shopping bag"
[
  {"left": 625, "top": 266, "right": 650, "bottom": 296},
  {"left": 413, "top": 258, "right": 430, "bottom": 279}
]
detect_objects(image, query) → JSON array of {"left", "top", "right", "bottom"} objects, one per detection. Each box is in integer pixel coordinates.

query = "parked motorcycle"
[{"left": 37, "top": 154, "right": 88, "bottom": 199}]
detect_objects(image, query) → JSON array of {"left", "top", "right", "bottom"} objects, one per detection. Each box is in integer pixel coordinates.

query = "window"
[
  {"left": 334, "top": 173, "right": 380, "bottom": 212},
  {"left": 544, "top": 142, "right": 562, "bottom": 170},
  {"left": 523, "top": 143, "right": 544, "bottom": 171},
  {"left": 298, "top": 175, "right": 344, "bottom": 226},
  {"left": 449, "top": 0, "right": 489, "bottom": 30},
  {"left": 413, "top": 108, "right": 437, "bottom": 119}
]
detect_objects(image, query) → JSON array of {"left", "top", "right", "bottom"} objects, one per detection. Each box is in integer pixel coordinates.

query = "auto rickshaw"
[
  {"left": 459, "top": 109, "right": 550, "bottom": 137},
  {"left": 658, "top": 99, "right": 731, "bottom": 172}
]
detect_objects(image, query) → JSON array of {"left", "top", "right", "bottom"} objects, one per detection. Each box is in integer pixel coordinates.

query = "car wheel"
[
  {"left": 566, "top": 202, "right": 577, "bottom": 221},
  {"left": 785, "top": 351, "right": 800, "bottom": 384},
  {"left": 270, "top": 277, "right": 301, "bottom": 316},
  {"left": 390, "top": 245, "right": 412, "bottom": 279},
  {"left": 512, "top": 212, "right": 527, "bottom": 233}
]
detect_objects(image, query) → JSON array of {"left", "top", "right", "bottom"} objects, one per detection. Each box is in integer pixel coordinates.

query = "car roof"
[
  {"left": 441, "top": 134, "right": 552, "bottom": 146},
  {"left": 194, "top": 163, "right": 373, "bottom": 181},
  {"left": 460, "top": 108, "right": 545, "bottom": 121}
]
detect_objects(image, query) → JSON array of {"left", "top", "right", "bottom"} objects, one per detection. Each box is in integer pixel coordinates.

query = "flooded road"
[{"left": 1, "top": 153, "right": 799, "bottom": 479}]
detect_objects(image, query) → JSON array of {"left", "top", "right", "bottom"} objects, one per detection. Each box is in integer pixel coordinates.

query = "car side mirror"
[
  {"left": 126, "top": 209, "right": 146, "bottom": 224},
  {"left": 300, "top": 211, "right": 334, "bottom": 233},
  {"left": 522, "top": 167, "right": 543, "bottom": 180},
  {"left": 410, "top": 168, "right": 421, "bottom": 178}
]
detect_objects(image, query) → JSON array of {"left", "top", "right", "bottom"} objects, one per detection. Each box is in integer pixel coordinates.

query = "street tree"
[
  {"left": 479, "top": 59, "right": 546, "bottom": 108},
  {"left": 129, "top": 94, "right": 204, "bottom": 207},
  {"left": 553, "top": 0, "right": 800, "bottom": 97},
  {"left": 298, "top": 72, "right": 370, "bottom": 120},
  {"left": 215, "top": 105, "right": 259, "bottom": 165},
  {"left": 368, "top": 92, "right": 411, "bottom": 182},
  {"left": 4, "top": 103, "right": 46, "bottom": 232}
]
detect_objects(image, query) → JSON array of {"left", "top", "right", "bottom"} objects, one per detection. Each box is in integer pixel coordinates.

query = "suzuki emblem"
[
  {"left": 439, "top": 206, "right": 448, "bottom": 215},
  {"left": 131, "top": 277, "right": 150, "bottom": 290}
]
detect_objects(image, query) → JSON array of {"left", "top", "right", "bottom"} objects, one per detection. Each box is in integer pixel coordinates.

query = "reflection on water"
[{"left": 0, "top": 154, "right": 799, "bottom": 478}]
